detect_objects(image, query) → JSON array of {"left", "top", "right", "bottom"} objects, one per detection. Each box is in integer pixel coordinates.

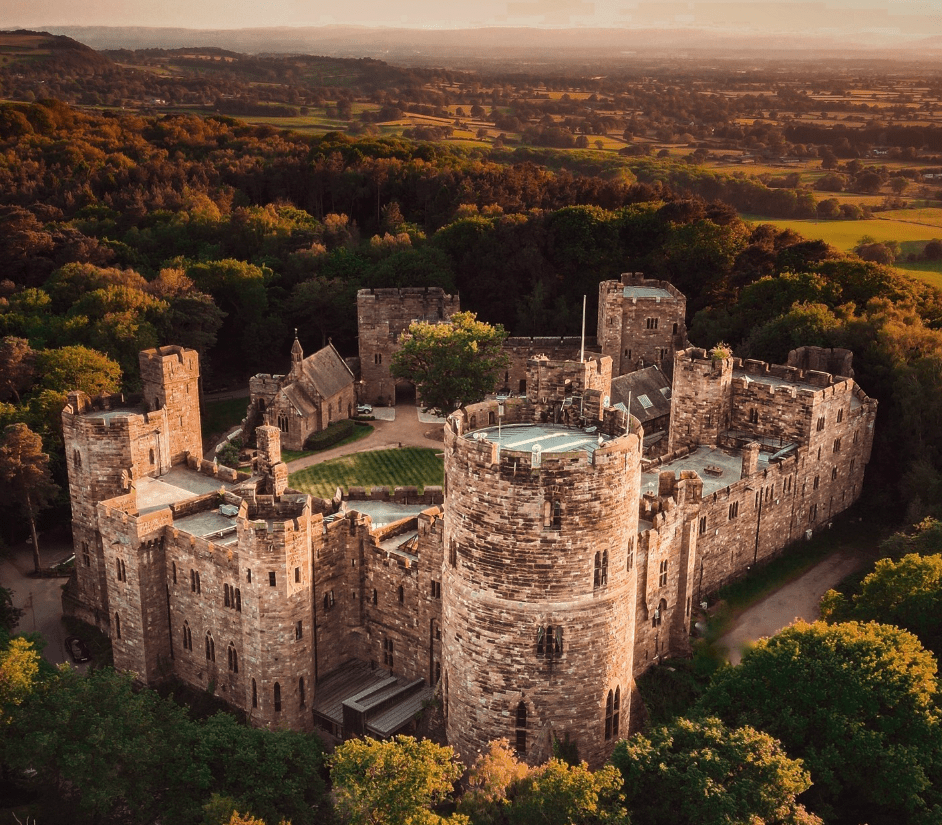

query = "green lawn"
[{"left": 288, "top": 447, "right": 443, "bottom": 498}]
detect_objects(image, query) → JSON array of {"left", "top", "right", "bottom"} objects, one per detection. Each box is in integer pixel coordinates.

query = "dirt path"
[
  {"left": 716, "top": 548, "right": 865, "bottom": 665},
  {"left": 285, "top": 405, "right": 444, "bottom": 472}
]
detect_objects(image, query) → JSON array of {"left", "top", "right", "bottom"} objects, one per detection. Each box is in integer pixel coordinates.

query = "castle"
[{"left": 61, "top": 275, "right": 877, "bottom": 768}]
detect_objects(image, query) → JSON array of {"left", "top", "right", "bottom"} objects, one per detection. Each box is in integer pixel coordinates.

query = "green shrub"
[{"left": 303, "top": 419, "right": 355, "bottom": 451}]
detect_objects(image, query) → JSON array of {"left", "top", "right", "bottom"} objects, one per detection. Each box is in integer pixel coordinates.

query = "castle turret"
[
  {"left": 139, "top": 346, "right": 202, "bottom": 463},
  {"left": 442, "top": 399, "right": 642, "bottom": 767}
]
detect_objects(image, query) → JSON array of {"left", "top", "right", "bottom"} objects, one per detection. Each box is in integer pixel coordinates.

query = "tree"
[
  {"left": 506, "top": 759, "right": 628, "bottom": 825},
  {"left": 0, "top": 336, "right": 35, "bottom": 402},
  {"left": 330, "top": 735, "right": 465, "bottom": 825},
  {"left": 458, "top": 741, "right": 627, "bottom": 825},
  {"left": 821, "top": 542, "right": 942, "bottom": 657},
  {"left": 2, "top": 665, "right": 206, "bottom": 823},
  {"left": 0, "top": 423, "right": 59, "bottom": 573},
  {"left": 458, "top": 739, "right": 528, "bottom": 824},
  {"left": 390, "top": 311, "right": 509, "bottom": 416},
  {"left": 0, "top": 585, "right": 24, "bottom": 638},
  {"left": 697, "top": 621, "right": 942, "bottom": 823},
  {"left": 610, "top": 717, "right": 821, "bottom": 825},
  {"left": 0, "top": 636, "right": 40, "bottom": 724},
  {"left": 35, "top": 344, "right": 121, "bottom": 396}
]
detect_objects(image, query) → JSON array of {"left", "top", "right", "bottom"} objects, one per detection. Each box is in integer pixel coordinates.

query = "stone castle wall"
[
  {"left": 501, "top": 337, "right": 593, "bottom": 394},
  {"left": 357, "top": 287, "right": 460, "bottom": 405}
]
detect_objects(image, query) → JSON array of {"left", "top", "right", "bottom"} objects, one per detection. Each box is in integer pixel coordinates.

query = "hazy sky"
[{"left": 5, "top": 0, "right": 942, "bottom": 38}]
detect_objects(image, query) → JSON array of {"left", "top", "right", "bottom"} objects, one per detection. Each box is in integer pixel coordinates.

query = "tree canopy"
[
  {"left": 821, "top": 521, "right": 942, "bottom": 657},
  {"left": 390, "top": 311, "right": 509, "bottom": 415},
  {"left": 610, "top": 716, "right": 820, "bottom": 825},
  {"left": 330, "top": 735, "right": 466, "bottom": 825},
  {"left": 696, "top": 620, "right": 942, "bottom": 824}
]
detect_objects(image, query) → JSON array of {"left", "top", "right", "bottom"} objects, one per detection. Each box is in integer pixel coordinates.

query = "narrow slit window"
[{"left": 515, "top": 702, "right": 527, "bottom": 756}]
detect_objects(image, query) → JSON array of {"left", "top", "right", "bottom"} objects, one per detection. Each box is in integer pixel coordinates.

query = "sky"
[{"left": 5, "top": 0, "right": 942, "bottom": 39}]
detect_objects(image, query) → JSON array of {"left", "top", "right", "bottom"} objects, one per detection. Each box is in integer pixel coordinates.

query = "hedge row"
[{"left": 303, "top": 419, "right": 356, "bottom": 451}]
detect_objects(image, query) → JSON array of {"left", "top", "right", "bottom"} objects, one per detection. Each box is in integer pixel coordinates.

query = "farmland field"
[
  {"left": 289, "top": 447, "right": 444, "bottom": 498},
  {"left": 741, "top": 213, "right": 942, "bottom": 291}
]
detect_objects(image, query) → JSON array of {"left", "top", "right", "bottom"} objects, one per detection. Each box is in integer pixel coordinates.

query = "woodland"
[{"left": 3, "top": 32, "right": 942, "bottom": 825}]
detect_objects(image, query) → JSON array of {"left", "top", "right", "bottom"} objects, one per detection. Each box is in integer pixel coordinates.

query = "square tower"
[
  {"left": 598, "top": 274, "right": 687, "bottom": 377},
  {"left": 139, "top": 346, "right": 202, "bottom": 463}
]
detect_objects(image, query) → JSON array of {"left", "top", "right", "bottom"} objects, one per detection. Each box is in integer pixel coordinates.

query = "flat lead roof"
[
  {"left": 466, "top": 423, "right": 613, "bottom": 455},
  {"left": 642, "top": 445, "right": 769, "bottom": 497},
  {"left": 623, "top": 285, "right": 674, "bottom": 300},
  {"left": 136, "top": 466, "right": 238, "bottom": 515}
]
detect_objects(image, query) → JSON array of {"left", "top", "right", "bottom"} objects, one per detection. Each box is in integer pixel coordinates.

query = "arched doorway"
[{"left": 395, "top": 380, "right": 417, "bottom": 407}]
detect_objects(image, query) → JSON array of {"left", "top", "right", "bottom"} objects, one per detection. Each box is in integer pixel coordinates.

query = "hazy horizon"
[{"left": 6, "top": 1, "right": 942, "bottom": 43}]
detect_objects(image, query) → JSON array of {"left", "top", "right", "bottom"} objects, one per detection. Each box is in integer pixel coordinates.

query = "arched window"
[
  {"left": 273, "top": 682, "right": 282, "bottom": 713},
  {"left": 299, "top": 676, "right": 306, "bottom": 707},
  {"left": 612, "top": 687, "right": 621, "bottom": 739},
  {"left": 372, "top": 588, "right": 378, "bottom": 605},
  {"left": 224, "top": 583, "right": 230, "bottom": 607},
  {"left": 489, "top": 410, "right": 495, "bottom": 426},
  {"left": 398, "top": 584, "right": 404, "bottom": 604},
  {"left": 172, "top": 561, "right": 176, "bottom": 584},
  {"left": 114, "top": 612, "right": 121, "bottom": 639},
  {"left": 278, "top": 412, "right": 289, "bottom": 433},
  {"left": 653, "top": 598, "right": 667, "bottom": 628},
  {"left": 328, "top": 402, "right": 333, "bottom": 422},
  {"left": 252, "top": 678, "right": 258, "bottom": 708},
  {"left": 235, "top": 588, "right": 241, "bottom": 612},
  {"left": 183, "top": 620, "right": 191, "bottom": 651},
  {"left": 205, "top": 633, "right": 215, "bottom": 662},
  {"left": 149, "top": 448, "right": 155, "bottom": 465},
  {"left": 73, "top": 449, "right": 81, "bottom": 468},
  {"left": 227, "top": 643, "right": 238, "bottom": 673},
  {"left": 605, "top": 690, "right": 614, "bottom": 740},
  {"left": 153, "top": 397, "right": 161, "bottom": 411},
  {"left": 82, "top": 541, "right": 90, "bottom": 567},
  {"left": 515, "top": 702, "right": 527, "bottom": 756},
  {"left": 552, "top": 499, "right": 562, "bottom": 529},
  {"left": 748, "top": 407, "right": 759, "bottom": 424}
]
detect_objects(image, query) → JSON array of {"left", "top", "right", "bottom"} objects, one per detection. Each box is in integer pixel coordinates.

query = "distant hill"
[
  {"left": 0, "top": 30, "right": 113, "bottom": 73},
  {"left": 46, "top": 24, "right": 939, "bottom": 70}
]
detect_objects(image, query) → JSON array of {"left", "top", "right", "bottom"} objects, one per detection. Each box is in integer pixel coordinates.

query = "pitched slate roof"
[
  {"left": 610, "top": 365, "right": 672, "bottom": 425},
  {"left": 298, "top": 343, "right": 355, "bottom": 400}
]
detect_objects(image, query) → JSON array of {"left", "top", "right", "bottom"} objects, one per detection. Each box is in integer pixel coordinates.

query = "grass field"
[
  {"left": 741, "top": 213, "right": 942, "bottom": 290},
  {"left": 289, "top": 447, "right": 443, "bottom": 498}
]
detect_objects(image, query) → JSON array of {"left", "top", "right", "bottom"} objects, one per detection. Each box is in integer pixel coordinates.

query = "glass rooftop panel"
[{"left": 637, "top": 394, "right": 653, "bottom": 409}]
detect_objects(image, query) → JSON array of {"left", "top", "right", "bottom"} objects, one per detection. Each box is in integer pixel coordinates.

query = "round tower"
[{"left": 442, "top": 400, "right": 642, "bottom": 767}]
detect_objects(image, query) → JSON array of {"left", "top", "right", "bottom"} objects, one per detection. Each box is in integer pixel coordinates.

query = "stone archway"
[{"left": 394, "top": 380, "right": 417, "bottom": 407}]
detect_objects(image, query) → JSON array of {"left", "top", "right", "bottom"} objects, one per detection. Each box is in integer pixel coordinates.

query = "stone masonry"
[{"left": 62, "top": 274, "right": 877, "bottom": 770}]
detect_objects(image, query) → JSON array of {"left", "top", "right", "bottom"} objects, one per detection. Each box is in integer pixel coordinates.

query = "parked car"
[
  {"left": 356, "top": 404, "right": 373, "bottom": 415},
  {"left": 65, "top": 636, "right": 91, "bottom": 664}
]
